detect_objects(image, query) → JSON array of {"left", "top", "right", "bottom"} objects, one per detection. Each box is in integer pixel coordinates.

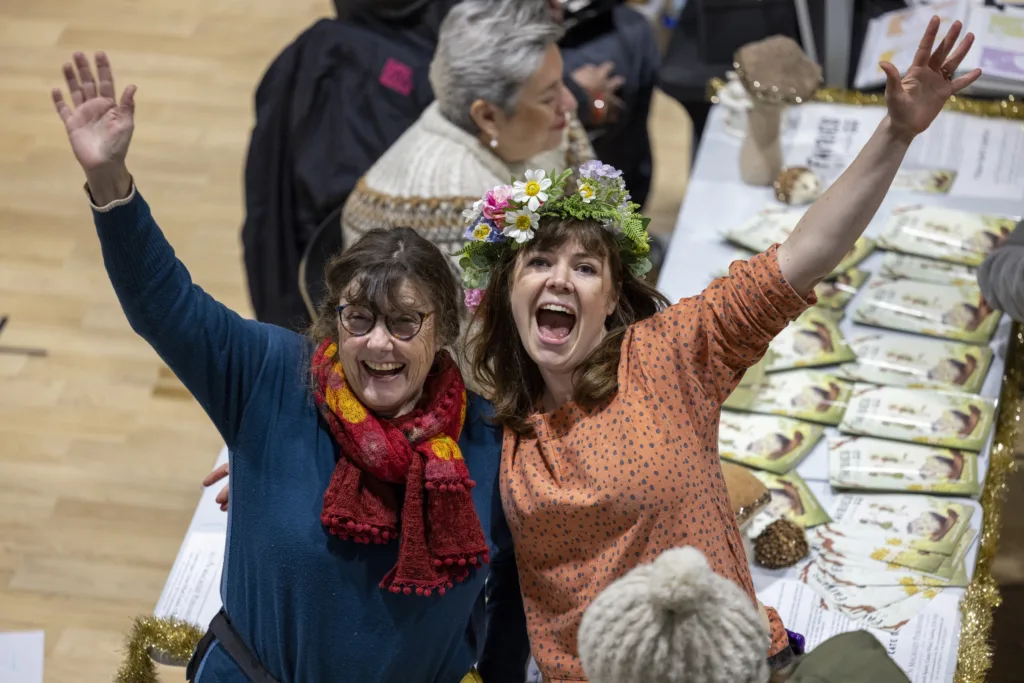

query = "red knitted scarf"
[{"left": 311, "top": 339, "right": 489, "bottom": 596}]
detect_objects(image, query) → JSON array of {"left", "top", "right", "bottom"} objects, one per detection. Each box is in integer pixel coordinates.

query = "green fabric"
[{"left": 788, "top": 631, "right": 911, "bottom": 683}]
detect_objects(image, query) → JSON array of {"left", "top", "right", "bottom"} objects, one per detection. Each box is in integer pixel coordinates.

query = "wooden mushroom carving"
[{"left": 734, "top": 36, "right": 821, "bottom": 186}]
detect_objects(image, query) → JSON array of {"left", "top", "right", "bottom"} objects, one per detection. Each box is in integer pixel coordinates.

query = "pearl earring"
[{"left": 489, "top": 138, "right": 498, "bottom": 149}]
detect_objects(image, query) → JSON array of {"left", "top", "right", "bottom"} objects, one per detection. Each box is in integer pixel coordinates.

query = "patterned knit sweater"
[{"left": 342, "top": 102, "right": 594, "bottom": 257}]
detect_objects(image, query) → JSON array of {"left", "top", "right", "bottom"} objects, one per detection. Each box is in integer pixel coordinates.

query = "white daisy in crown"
[
  {"left": 462, "top": 199, "right": 483, "bottom": 223},
  {"left": 512, "top": 169, "right": 551, "bottom": 211},
  {"left": 577, "top": 178, "right": 596, "bottom": 204},
  {"left": 504, "top": 208, "right": 539, "bottom": 243}
]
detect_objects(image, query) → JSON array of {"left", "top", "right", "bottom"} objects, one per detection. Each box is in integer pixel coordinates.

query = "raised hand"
[
  {"left": 52, "top": 52, "right": 136, "bottom": 187},
  {"left": 881, "top": 17, "right": 982, "bottom": 141}
]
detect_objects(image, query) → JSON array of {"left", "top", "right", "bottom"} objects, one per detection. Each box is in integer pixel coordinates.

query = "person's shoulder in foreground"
[
  {"left": 977, "top": 219, "right": 1024, "bottom": 322},
  {"left": 785, "top": 630, "right": 909, "bottom": 683}
]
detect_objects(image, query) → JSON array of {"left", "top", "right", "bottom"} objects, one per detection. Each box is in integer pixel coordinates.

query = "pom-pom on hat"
[{"left": 578, "top": 547, "right": 770, "bottom": 683}]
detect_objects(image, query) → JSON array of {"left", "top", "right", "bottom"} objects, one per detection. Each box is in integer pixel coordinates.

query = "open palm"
[
  {"left": 882, "top": 17, "right": 981, "bottom": 140},
  {"left": 52, "top": 52, "right": 136, "bottom": 173}
]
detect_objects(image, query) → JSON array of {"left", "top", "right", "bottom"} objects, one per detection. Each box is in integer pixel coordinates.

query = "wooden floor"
[
  {"left": 0, "top": 1, "right": 693, "bottom": 681},
  {"left": 0, "top": 0, "right": 331, "bottom": 680}
]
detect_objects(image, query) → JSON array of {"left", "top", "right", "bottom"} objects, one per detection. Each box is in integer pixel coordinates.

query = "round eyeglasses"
[{"left": 336, "top": 304, "right": 428, "bottom": 341}]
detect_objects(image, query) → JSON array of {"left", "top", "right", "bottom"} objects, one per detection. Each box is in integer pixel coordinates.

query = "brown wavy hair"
[
  {"left": 467, "top": 217, "right": 669, "bottom": 434},
  {"left": 308, "top": 226, "right": 462, "bottom": 358}
]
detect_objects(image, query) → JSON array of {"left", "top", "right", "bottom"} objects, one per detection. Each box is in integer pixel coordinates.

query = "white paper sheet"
[
  {"left": 153, "top": 530, "right": 224, "bottom": 628},
  {"left": 946, "top": 115, "right": 1024, "bottom": 200},
  {"left": 782, "top": 104, "right": 1024, "bottom": 200},
  {"left": 759, "top": 580, "right": 958, "bottom": 683},
  {"left": 0, "top": 631, "right": 44, "bottom": 683}
]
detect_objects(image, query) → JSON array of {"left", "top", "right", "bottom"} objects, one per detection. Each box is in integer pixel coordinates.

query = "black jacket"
[{"left": 240, "top": 14, "right": 440, "bottom": 330}]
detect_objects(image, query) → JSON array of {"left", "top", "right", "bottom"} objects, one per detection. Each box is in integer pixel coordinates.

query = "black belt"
[{"left": 186, "top": 608, "right": 280, "bottom": 683}]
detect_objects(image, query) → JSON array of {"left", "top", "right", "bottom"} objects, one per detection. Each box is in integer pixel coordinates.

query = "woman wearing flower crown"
[{"left": 462, "top": 17, "right": 980, "bottom": 682}]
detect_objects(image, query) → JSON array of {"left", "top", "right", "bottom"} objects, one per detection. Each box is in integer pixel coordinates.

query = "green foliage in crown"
[{"left": 455, "top": 161, "right": 653, "bottom": 309}]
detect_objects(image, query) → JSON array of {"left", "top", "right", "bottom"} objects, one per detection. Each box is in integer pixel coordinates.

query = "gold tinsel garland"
[
  {"left": 953, "top": 324, "right": 1022, "bottom": 683},
  {"left": 707, "top": 77, "right": 1024, "bottom": 120},
  {"left": 115, "top": 615, "right": 203, "bottom": 683}
]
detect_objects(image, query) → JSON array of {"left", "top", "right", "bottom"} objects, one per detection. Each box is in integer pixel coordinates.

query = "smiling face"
[
  {"left": 337, "top": 280, "right": 437, "bottom": 418},
  {"left": 473, "top": 43, "right": 576, "bottom": 164},
  {"left": 509, "top": 230, "right": 618, "bottom": 392}
]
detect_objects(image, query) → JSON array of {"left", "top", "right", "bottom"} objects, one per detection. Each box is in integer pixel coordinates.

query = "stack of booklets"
[
  {"left": 829, "top": 385, "right": 995, "bottom": 496},
  {"left": 797, "top": 494, "right": 977, "bottom": 631}
]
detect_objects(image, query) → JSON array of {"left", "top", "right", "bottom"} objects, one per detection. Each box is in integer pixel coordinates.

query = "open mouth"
[
  {"left": 362, "top": 361, "right": 406, "bottom": 378},
  {"left": 535, "top": 303, "right": 576, "bottom": 344}
]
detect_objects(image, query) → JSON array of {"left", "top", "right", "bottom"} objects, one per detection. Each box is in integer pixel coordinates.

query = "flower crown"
[{"left": 456, "top": 160, "right": 653, "bottom": 309}]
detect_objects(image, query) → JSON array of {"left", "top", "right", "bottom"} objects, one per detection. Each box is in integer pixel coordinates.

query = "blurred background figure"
[
  {"left": 978, "top": 220, "right": 1024, "bottom": 323},
  {"left": 340, "top": 0, "right": 591, "bottom": 267},
  {"left": 242, "top": 0, "right": 661, "bottom": 332}
]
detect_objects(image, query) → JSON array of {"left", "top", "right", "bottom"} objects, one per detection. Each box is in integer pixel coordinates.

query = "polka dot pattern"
[{"left": 501, "top": 246, "right": 816, "bottom": 682}]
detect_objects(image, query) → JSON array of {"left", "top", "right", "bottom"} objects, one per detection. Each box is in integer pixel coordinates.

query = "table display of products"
[
  {"left": 715, "top": 195, "right": 1004, "bottom": 633},
  {"left": 660, "top": 100, "right": 1023, "bottom": 682}
]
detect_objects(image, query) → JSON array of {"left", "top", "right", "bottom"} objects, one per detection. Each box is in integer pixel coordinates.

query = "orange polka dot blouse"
[{"left": 501, "top": 246, "right": 815, "bottom": 682}]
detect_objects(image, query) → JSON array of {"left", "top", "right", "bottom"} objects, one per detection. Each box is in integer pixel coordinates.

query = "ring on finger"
[{"left": 940, "top": 68, "right": 954, "bottom": 82}]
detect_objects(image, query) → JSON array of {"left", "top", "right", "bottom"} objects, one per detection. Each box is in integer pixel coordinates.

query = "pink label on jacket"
[{"left": 380, "top": 58, "right": 413, "bottom": 97}]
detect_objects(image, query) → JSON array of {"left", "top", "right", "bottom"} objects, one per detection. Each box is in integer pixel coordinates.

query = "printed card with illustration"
[
  {"left": 719, "top": 412, "right": 823, "bottom": 474},
  {"left": 799, "top": 560, "right": 946, "bottom": 630},
  {"left": 890, "top": 169, "right": 957, "bottom": 195},
  {"left": 879, "top": 252, "right": 977, "bottom": 288},
  {"left": 935, "top": 527, "right": 976, "bottom": 585},
  {"left": 724, "top": 370, "right": 852, "bottom": 425},
  {"left": 828, "top": 436, "right": 980, "bottom": 496},
  {"left": 764, "top": 308, "right": 856, "bottom": 372},
  {"left": 837, "top": 333, "right": 993, "bottom": 394},
  {"left": 812, "top": 551, "right": 965, "bottom": 588},
  {"left": 806, "top": 526, "right": 949, "bottom": 574},
  {"left": 833, "top": 584, "right": 944, "bottom": 632},
  {"left": 828, "top": 493, "right": 975, "bottom": 556},
  {"left": 853, "top": 278, "right": 1001, "bottom": 345},
  {"left": 751, "top": 470, "right": 831, "bottom": 529},
  {"left": 878, "top": 205, "right": 1017, "bottom": 266},
  {"left": 725, "top": 207, "right": 875, "bottom": 276},
  {"left": 813, "top": 269, "right": 870, "bottom": 311},
  {"left": 839, "top": 384, "right": 996, "bottom": 451},
  {"left": 800, "top": 556, "right": 947, "bottom": 631}
]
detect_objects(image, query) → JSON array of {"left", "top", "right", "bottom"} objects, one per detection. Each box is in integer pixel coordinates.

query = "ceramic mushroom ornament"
[
  {"left": 734, "top": 35, "right": 822, "bottom": 186},
  {"left": 774, "top": 166, "right": 822, "bottom": 205}
]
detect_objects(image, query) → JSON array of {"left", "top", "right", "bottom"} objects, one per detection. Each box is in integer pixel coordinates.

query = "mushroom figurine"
[
  {"left": 733, "top": 35, "right": 822, "bottom": 186},
  {"left": 774, "top": 166, "right": 822, "bottom": 206}
]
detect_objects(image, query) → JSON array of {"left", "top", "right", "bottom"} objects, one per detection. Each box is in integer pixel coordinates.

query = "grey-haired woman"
[{"left": 341, "top": 0, "right": 593, "bottom": 258}]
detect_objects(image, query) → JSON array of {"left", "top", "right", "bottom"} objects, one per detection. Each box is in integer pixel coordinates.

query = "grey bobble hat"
[{"left": 578, "top": 547, "right": 771, "bottom": 683}]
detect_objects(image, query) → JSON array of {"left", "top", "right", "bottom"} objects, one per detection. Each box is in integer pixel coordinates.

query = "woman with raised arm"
[
  {"left": 460, "top": 17, "right": 979, "bottom": 682},
  {"left": 51, "top": 52, "right": 528, "bottom": 683}
]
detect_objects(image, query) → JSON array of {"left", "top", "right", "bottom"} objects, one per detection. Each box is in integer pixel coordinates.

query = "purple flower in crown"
[
  {"left": 464, "top": 216, "right": 505, "bottom": 243},
  {"left": 579, "top": 160, "right": 623, "bottom": 180}
]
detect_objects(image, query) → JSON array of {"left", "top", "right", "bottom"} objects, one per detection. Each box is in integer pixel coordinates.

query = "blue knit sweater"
[{"left": 91, "top": 187, "right": 528, "bottom": 683}]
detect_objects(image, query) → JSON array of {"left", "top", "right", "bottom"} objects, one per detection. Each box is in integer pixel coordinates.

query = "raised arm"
[
  {"left": 777, "top": 17, "right": 982, "bottom": 295},
  {"left": 52, "top": 52, "right": 273, "bottom": 447}
]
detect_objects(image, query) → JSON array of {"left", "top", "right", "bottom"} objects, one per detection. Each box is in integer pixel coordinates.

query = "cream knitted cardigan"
[{"left": 342, "top": 102, "right": 595, "bottom": 257}]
